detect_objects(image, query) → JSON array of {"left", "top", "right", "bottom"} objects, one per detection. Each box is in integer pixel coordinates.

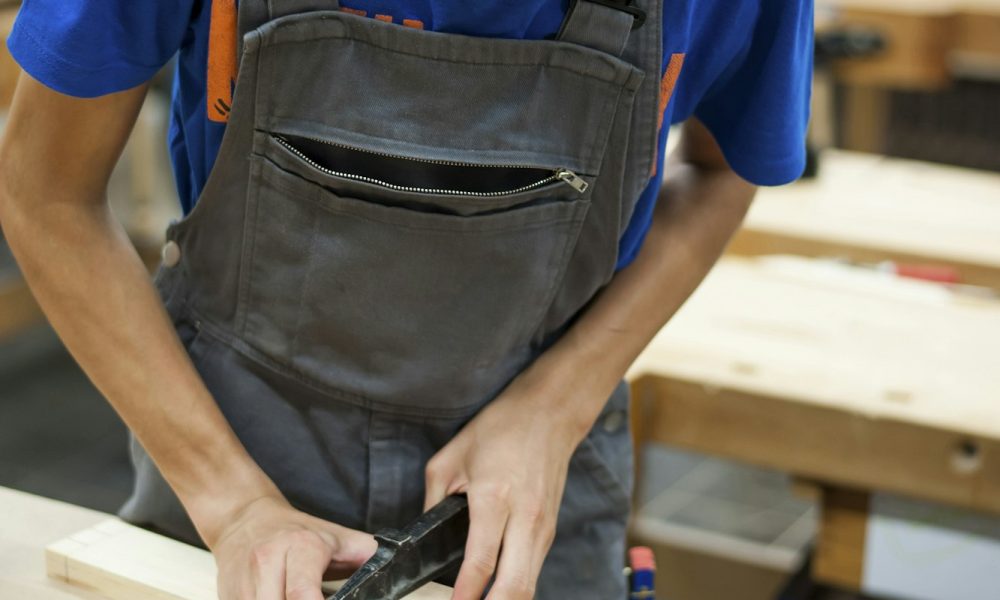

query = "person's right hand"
[{"left": 211, "top": 494, "right": 377, "bottom": 600}]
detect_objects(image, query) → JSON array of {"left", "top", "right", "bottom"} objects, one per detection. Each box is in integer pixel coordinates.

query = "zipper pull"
[{"left": 556, "top": 169, "right": 589, "bottom": 193}]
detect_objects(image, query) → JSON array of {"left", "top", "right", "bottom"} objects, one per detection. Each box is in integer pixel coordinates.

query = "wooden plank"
[
  {"left": 46, "top": 520, "right": 215, "bottom": 600},
  {"left": 729, "top": 229, "right": 1000, "bottom": 291},
  {"left": 0, "top": 487, "right": 110, "bottom": 599},
  {"left": 824, "top": 0, "right": 1000, "bottom": 15},
  {"left": 46, "top": 519, "right": 452, "bottom": 600},
  {"left": 627, "top": 256, "right": 1000, "bottom": 514},
  {"left": 730, "top": 151, "right": 1000, "bottom": 290},
  {"left": 814, "top": 488, "right": 870, "bottom": 590}
]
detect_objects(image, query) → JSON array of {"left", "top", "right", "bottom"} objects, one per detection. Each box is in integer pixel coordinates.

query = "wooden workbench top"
[
  {"left": 733, "top": 151, "right": 1000, "bottom": 284},
  {"left": 1, "top": 487, "right": 452, "bottom": 599},
  {"left": 820, "top": 0, "right": 1000, "bottom": 15},
  {"left": 0, "top": 487, "right": 108, "bottom": 599},
  {"left": 628, "top": 255, "right": 1000, "bottom": 515}
]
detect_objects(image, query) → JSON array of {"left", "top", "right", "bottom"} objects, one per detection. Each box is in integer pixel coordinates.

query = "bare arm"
[
  {"left": 0, "top": 74, "right": 373, "bottom": 600},
  {"left": 425, "top": 118, "right": 758, "bottom": 600},
  {"left": 540, "top": 117, "right": 758, "bottom": 415},
  {"left": 0, "top": 72, "right": 275, "bottom": 543}
]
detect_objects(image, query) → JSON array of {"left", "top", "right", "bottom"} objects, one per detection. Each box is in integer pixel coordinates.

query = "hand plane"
[{"left": 327, "top": 495, "right": 469, "bottom": 599}]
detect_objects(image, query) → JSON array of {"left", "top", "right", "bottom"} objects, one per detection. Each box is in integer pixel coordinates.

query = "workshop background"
[{"left": 1, "top": 1, "right": 999, "bottom": 599}]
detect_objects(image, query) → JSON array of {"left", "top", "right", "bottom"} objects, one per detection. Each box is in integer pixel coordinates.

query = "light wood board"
[
  {"left": 730, "top": 151, "right": 1000, "bottom": 289},
  {"left": 46, "top": 519, "right": 451, "bottom": 600},
  {"left": 628, "top": 256, "right": 1000, "bottom": 515},
  {"left": 0, "top": 487, "right": 110, "bottom": 599},
  {"left": 821, "top": 0, "right": 1000, "bottom": 16}
]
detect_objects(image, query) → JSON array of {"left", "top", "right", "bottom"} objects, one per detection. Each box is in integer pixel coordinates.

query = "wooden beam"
[
  {"left": 628, "top": 257, "right": 1000, "bottom": 516},
  {"left": 46, "top": 520, "right": 452, "bottom": 600},
  {"left": 632, "top": 375, "right": 1000, "bottom": 517},
  {"left": 814, "top": 488, "right": 870, "bottom": 590}
]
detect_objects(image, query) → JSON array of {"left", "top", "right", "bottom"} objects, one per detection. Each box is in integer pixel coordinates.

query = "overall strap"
[
  {"left": 237, "top": 0, "right": 342, "bottom": 51},
  {"left": 266, "top": 0, "right": 342, "bottom": 21},
  {"left": 556, "top": 0, "right": 644, "bottom": 56}
]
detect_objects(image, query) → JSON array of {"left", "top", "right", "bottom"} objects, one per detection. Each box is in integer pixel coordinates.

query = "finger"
[
  {"left": 423, "top": 456, "right": 452, "bottom": 511},
  {"left": 323, "top": 526, "right": 378, "bottom": 579},
  {"left": 250, "top": 543, "right": 287, "bottom": 600},
  {"left": 451, "top": 489, "right": 510, "bottom": 600},
  {"left": 284, "top": 534, "right": 333, "bottom": 600},
  {"left": 486, "top": 505, "right": 553, "bottom": 600}
]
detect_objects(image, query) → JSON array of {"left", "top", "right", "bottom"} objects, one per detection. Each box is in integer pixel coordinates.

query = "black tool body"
[{"left": 328, "top": 495, "right": 469, "bottom": 600}]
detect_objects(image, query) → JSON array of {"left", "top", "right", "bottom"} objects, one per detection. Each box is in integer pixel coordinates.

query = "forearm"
[
  {"left": 528, "top": 146, "right": 757, "bottom": 437},
  {"left": 0, "top": 182, "right": 277, "bottom": 547}
]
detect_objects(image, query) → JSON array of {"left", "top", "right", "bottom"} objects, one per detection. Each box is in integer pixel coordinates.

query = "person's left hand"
[{"left": 422, "top": 366, "right": 597, "bottom": 600}]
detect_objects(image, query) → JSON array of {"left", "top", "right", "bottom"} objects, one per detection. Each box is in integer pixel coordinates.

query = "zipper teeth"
[{"left": 274, "top": 135, "right": 560, "bottom": 198}]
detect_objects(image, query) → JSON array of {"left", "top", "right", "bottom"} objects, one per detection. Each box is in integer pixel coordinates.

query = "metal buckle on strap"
[{"left": 587, "top": 0, "right": 647, "bottom": 30}]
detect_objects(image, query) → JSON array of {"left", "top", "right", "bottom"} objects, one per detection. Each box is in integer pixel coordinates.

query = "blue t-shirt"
[{"left": 7, "top": 0, "right": 812, "bottom": 270}]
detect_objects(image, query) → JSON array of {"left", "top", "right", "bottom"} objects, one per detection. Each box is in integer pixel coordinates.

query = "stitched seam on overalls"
[
  {"left": 629, "top": 0, "right": 661, "bottom": 199},
  {"left": 261, "top": 118, "right": 607, "bottom": 173},
  {"left": 261, "top": 34, "right": 639, "bottom": 86},
  {"left": 236, "top": 160, "right": 260, "bottom": 337},
  {"left": 235, "top": 43, "right": 269, "bottom": 338},
  {"left": 590, "top": 82, "right": 628, "bottom": 178},
  {"left": 526, "top": 203, "right": 592, "bottom": 344}
]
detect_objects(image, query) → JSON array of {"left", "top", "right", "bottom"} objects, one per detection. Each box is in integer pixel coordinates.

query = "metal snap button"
[
  {"left": 602, "top": 410, "right": 626, "bottom": 433},
  {"left": 161, "top": 240, "right": 181, "bottom": 268}
]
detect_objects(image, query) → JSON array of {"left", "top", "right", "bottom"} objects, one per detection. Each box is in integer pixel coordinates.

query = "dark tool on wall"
[{"left": 328, "top": 495, "right": 470, "bottom": 600}]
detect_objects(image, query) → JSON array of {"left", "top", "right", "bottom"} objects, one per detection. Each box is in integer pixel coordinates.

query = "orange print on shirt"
[
  {"left": 204, "top": 2, "right": 423, "bottom": 123},
  {"left": 207, "top": 0, "right": 238, "bottom": 123},
  {"left": 651, "top": 53, "right": 686, "bottom": 177}
]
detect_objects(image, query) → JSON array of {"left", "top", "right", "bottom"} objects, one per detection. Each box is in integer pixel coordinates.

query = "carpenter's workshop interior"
[{"left": 1, "top": 1, "right": 999, "bottom": 600}]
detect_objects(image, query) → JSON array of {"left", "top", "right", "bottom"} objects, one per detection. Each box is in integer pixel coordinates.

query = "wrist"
[
  {"left": 519, "top": 345, "right": 621, "bottom": 445},
  {"left": 183, "top": 469, "right": 284, "bottom": 549},
  {"left": 159, "top": 431, "right": 284, "bottom": 548}
]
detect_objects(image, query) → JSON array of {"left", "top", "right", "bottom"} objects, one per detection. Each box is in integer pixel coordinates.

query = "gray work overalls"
[{"left": 120, "top": 1, "right": 662, "bottom": 596}]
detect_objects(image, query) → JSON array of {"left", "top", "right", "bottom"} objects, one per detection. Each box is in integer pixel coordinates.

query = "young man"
[{"left": 0, "top": 1, "right": 812, "bottom": 599}]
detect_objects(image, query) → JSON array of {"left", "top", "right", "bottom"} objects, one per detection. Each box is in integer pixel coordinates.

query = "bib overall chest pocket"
[{"left": 239, "top": 11, "right": 643, "bottom": 414}]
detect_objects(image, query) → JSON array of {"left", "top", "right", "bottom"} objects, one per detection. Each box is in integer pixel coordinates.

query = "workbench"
[
  {"left": 0, "top": 487, "right": 452, "bottom": 599},
  {"left": 628, "top": 255, "right": 1000, "bottom": 599},
  {"left": 0, "top": 487, "right": 109, "bottom": 599},
  {"left": 729, "top": 150, "right": 1000, "bottom": 290}
]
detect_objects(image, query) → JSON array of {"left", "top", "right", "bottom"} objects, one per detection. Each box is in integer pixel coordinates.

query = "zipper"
[{"left": 273, "top": 134, "right": 589, "bottom": 197}]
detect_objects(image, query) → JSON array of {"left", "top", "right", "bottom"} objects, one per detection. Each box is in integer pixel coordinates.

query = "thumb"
[{"left": 324, "top": 526, "right": 377, "bottom": 578}]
